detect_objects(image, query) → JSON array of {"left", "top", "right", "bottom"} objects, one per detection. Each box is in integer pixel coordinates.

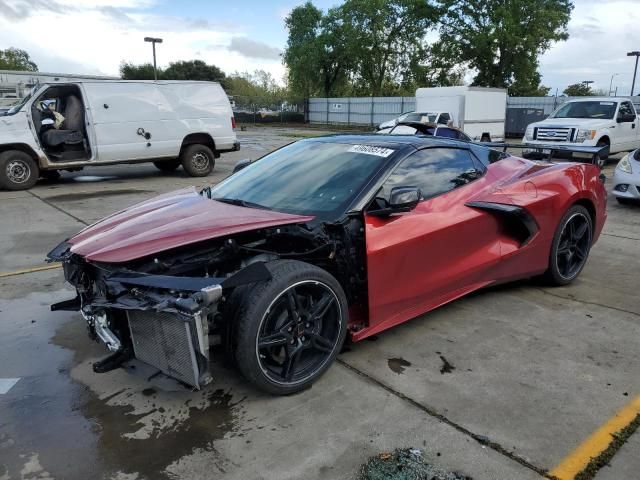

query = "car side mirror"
[
  {"left": 233, "top": 158, "right": 251, "bottom": 173},
  {"left": 617, "top": 113, "right": 636, "bottom": 123},
  {"left": 369, "top": 186, "right": 422, "bottom": 217}
]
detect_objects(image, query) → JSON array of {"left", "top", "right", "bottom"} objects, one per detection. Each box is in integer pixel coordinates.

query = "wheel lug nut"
[
  {"left": 305, "top": 323, "right": 310, "bottom": 328},
  {"left": 301, "top": 336, "right": 306, "bottom": 341}
]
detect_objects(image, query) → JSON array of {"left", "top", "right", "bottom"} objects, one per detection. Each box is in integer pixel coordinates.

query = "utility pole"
[
  {"left": 609, "top": 73, "right": 620, "bottom": 96},
  {"left": 627, "top": 51, "right": 640, "bottom": 96},
  {"left": 144, "top": 37, "right": 163, "bottom": 81}
]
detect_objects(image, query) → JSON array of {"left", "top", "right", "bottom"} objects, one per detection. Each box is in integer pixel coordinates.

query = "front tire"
[
  {"left": 180, "top": 144, "right": 215, "bottom": 177},
  {"left": 0, "top": 150, "right": 39, "bottom": 190},
  {"left": 595, "top": 139, "right": 609, "bottom": 167},
  {"left": 233, "top": 260, "right": 348, "bottom": 395},
  {"left": 545, "top": 205, "right": 593, "bottom": 285}
]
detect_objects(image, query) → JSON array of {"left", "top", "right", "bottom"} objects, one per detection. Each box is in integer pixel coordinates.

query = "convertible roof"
[{"left": 306, "top": 133, "right": 470, "bottom": 149}]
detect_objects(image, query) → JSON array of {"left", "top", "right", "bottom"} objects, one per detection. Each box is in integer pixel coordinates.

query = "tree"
[
  {"left": 120, "top": 62, "right": 158, "bottom": 80},
  {"left": 284, "top": 2, "right": 324, "bottom": 98},
  {"left": 163, "top": 60, "right": 226, "bottom": 85},
  {"left": 438, "top": 0, "right": 573, "bottom": 95},
  {"left": 339, "top": 0, "right": 440, "bottom": 96},
  {"left": 0, "top": 48, "right": 38, "bottom": 71},
  {"left": 563, "top": 83, "right": 592, "bottom": 96}
]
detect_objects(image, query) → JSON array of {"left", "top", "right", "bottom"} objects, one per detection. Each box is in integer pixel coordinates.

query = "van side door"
[{"left": 82, "top": 83, "right": 177, "bottom": 162}]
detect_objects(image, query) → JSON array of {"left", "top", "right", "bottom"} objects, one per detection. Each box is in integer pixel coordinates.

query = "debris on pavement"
[
  {"left": 358, "top": 448, "right": 473, "bottom": 480},
  {"left": 439, "top": 356, "right": 456, "bottom": 374}
]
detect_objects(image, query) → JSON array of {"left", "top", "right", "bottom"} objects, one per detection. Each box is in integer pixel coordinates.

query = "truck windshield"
[
  {"left": 550, "top": 101, "right": 617, "bottom": 120},
  {"left": 209, "top": 140, "right": 393, "bottom": 220}
]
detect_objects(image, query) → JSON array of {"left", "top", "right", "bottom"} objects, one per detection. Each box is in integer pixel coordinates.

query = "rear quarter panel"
[{"left": 483, "top": 158, "right": 606, "bottom": 281}]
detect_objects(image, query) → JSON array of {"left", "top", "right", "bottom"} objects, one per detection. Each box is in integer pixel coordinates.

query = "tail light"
[{"left": 231, "top": 116, "right": 236, "bottom": 129}]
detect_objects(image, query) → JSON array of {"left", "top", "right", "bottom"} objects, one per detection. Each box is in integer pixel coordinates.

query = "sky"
[{"left": 0, "top": 0, "right": 638, "bottom": 95}]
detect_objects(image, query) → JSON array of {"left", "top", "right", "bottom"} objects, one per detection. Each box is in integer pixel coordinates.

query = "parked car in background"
[
  {"left": 376, "top": 111, "right": 452, "bottom": 131},
  {"left": 415, "top": 86, "right": 507, "bottom": 142},
  {"left": 377, "top": 121, "right": 472, "bottom": 141},
  {"left": 523, "top": 97, "right": 639, "bottom": 166},
  {"left": 48, "top": 134, "right": 606, "bottom": 395},
  {"left": 612, "top": 149, "right": 640, "bottom": 204},
  {"left": 0, "top": 80, "right": 239, "bottom": 190}
]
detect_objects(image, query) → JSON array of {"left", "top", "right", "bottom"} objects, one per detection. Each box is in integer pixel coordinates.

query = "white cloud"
[
  {"left": 539, "top": 1, "right": 640, "bottom": 95},
  {"left": 0, "top": 0, "right": 285, "bottom": 83}
]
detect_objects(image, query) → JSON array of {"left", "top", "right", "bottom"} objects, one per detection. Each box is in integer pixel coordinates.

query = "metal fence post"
[
  {"left": 326, "top": 98, "right": 329, "bottom": 125},
  {"left": 347, "top": 98, "right": 351, "bottom": 126},
  {"left": 400, "top": 97, "right": 404, "bottom": 115},
  {"left": 370, "top": 97, "right": 374, "bottom": 127}
]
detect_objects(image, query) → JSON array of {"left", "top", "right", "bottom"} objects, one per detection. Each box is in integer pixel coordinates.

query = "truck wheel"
[
  {"left": 595, "top": 139, "right": 609, "bottom": 167},
  {"left": 0, "top": 150, "right": 39, "bottom": 190},
  {"left": 233, "top": 260, "right": 348, "bottom": 395},
  {"left": 181, "top": 144, "right": 215, "bottom": 177},
  {"left": 153, "top": 159, "right": 181, "bottom": 172}
]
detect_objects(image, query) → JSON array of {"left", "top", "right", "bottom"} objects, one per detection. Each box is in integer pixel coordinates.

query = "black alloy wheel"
[
  {"left": 233, "top": 260, "right": 348, "bottom": 395},
  {"left": 257, "top": 281, "right": 341, "bottom": 385},
  {"left": 547, "top": 205, "right": 592, "bottom": 285}
]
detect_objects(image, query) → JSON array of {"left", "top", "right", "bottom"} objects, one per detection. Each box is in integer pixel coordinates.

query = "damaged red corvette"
[{"left": 48, "top": 135, "right": 607, "bottom": 395}]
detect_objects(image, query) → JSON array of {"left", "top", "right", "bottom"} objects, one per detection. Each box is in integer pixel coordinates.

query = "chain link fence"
[{"left": 231, "top": 95, "right": 305, "bottom": 124}]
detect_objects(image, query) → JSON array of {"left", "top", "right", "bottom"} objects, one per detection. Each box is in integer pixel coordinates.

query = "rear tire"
[
  {"left": 545, "top": 205, "right": 593, "bottom": 286},
  {"left": 153, "top": 159, "right": 181, "bottom": 172},
  {"left": 180, "top": 144, "right": 215, "bottom": 177},
  {"left": 233, "top": 260, "right": 348, "bottom": 395},
  {"left": 0, "top": 150, "right": 39, "bottom": 190}
]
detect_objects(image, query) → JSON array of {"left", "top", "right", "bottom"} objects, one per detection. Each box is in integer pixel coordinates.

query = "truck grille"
[
  {"left": 127, "top": 310, "right": 202, "bottom": 388},
  {"left": 535, "top": 127, "right": 574, "bottom": 142}
]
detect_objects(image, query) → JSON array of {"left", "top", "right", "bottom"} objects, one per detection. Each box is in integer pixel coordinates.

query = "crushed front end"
[{"left": 47, "top": 240, "right": 269, "bottom": 389}]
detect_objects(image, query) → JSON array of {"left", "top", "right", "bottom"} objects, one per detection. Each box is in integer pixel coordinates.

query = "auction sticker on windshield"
[{"left": 348, "top": 145, "right": 395, "bottom": 157}]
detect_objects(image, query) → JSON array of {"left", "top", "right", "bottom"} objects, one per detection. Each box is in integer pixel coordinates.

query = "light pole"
[
  {"left": 609, "top": 73, "right": 621, "bottom": 96},
  {"left": 627, "top": 51, "right": 640, "bottom": 96},
  {"left": 144, "top": 37, "right": 163, "bottom": 81}
]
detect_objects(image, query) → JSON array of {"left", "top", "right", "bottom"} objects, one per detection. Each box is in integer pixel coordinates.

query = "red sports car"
[{"left": 48, "top": 135, "right": 607, "bottom": 395}]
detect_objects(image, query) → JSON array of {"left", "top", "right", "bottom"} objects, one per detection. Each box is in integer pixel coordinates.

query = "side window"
[
  {"left": 382, "top": 148, "right": 480, "bottom": 200},
  {"left": 438, "top": 113, "right": 450, "bottom": 125},
  {"left": 434, "top": 127, "right": 457, "bottom": 139},
  {"left": 619, "top": 101, "right": 635, "bottom": 116}
]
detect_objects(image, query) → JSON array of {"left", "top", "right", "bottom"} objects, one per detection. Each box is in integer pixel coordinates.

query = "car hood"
[
  {"left": 530, "top": 117, "right": 613, "bottom": 129},
  {"left": 69, "top": 187, "right": 315, "bottom": 263}
]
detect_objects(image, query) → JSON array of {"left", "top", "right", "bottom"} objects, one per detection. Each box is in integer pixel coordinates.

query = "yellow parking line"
[
  {"left": 0, "top": 263, "right": 61, "bottom": 278},
  {"left": 550, "top": 394, "right": 640, "bottom": 479}
]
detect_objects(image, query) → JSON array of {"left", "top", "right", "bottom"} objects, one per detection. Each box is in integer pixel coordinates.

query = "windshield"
[
  {"left": 209, "top": 141, "right": 394, "bottom": 219},
  {"left": 403, "top": 112, "right": 437, "bottom": 123},
  {"left": 4, "top": 91, "right": 33, "bottom": 116},
  {"left": 550, "top": 101, "right": 617, "bottom": 119}
]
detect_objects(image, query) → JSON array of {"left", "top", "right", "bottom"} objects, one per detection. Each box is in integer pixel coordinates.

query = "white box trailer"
[{"left": 415, "top": 86, "right": 507, "bottom": 141}]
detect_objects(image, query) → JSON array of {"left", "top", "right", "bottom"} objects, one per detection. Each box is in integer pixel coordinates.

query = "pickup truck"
[{"left": 523, "top": 97, "right": 639, "bottom": 164}]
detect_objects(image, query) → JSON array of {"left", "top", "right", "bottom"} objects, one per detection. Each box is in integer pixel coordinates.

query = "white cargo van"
[
  {"left": 0, "top": 80, "right": 238, "bottom": 190},
  {"left": 415, "top": 86, "right": 507, "bottom": 142}
]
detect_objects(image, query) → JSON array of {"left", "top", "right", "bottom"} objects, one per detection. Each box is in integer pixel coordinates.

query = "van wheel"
[
  {"left": 181, "top": 144, "right": 214, "bottom": 177},
  {"left": 153, "top": 159, "right": 181, "bottom": 172},
  {"left": 0, "top": 150, "right": 39, "bottom": 190}
]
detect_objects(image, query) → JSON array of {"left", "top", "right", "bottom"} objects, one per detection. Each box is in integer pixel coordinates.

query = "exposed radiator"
[{"left": 127, "top": 310, "right": 205, "bottom": 388}]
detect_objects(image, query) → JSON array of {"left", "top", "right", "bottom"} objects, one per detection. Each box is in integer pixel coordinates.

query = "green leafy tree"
[
  {"left": 438, "top": 0, "right": 573, "bottom": 95},
  {"left": 163, "top": 60, "right": 226, "bottom": 85},
  {"left": 340, "top": 0, "right": 440, "bottom": 96},
  {"left": 0, "top": 48, "right": 38, "bottom": 71},
  {"left": 563, "top": 83, "right": 592, "bottom": 96},
  {"left": 120, "top": 62, "right": 159, "bottom": 80},
  {"left": 284, "top": 2, "right": 323, "bottom": 98}
]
